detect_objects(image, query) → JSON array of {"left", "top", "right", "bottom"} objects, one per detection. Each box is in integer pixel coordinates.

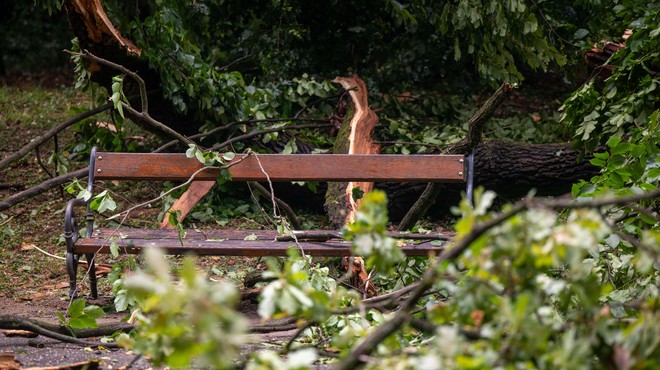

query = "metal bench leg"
[
  {"left": 85, "top": 253, "right": 98, "bottom": 299},
  {"left": 66, "top": 251, "right": 79, "bottom": 298},
  {"left": 466, "top": 151, "right": 475, "bottom": 204}
]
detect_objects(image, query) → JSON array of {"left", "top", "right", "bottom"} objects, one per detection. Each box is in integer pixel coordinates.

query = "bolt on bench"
[{"left": 64, "top": 147, "right": 470, "bottom": 298}]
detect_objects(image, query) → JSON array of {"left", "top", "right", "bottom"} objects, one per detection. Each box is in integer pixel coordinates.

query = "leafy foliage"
[
  {"left": 56, "top": 298, "right": 105, "bottom": 330},
  {"left": 76, "top": 0, "right": 610, "bottom": 131},
  {"left": 343, "top": 190, "right": 404, "bottom": 272},
  {"left": 117, "top": 248, "right": 247, "bottom": 369}
]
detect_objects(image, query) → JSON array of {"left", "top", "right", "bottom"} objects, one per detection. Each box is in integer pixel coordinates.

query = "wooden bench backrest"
[{"left": 92, "top": 152, "right": 466, "bottom": 183}]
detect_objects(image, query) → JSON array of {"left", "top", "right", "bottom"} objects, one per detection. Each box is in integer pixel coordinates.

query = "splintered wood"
[
  {"left": 325, "top": 75, "right": 380, "bottom": 227},
  {"left": 63, "top": 0, "right": 141, "bottom": 55},
  {"left": 326, "top": 75, "right": 380, "bottom": 297}
]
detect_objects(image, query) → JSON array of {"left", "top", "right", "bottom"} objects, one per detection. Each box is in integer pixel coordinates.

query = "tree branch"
[
  {"left": 0, "top": 102, "right": 112, "bottom": 171},
  {"left": 210, "top": 123, "right": 331, "bottom": 151},
  {"left": 0, "top": 168, "right": 88, "bottom": 212},
  {"left": 466, "top": 83, "right": 515, "bottom": 151},
  {"left": 335, "top": 190, "right": 660, "bottom": 369},
  {"left": 0, "top": 315, "right": 121, "bottom": 348},
  {"left": 154, "top": 118, "right": 328, "bottom": 153},
  {"left": 69, "top": 50, "right": 194, "bottom": 146},
  {"left": 249, "top": 181, "right": 302, "bottom": 229}
]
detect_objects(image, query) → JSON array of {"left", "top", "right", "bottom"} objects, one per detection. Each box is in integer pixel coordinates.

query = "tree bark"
[{"left": 324, "top": 75, "right": 380, "bottom": 228}]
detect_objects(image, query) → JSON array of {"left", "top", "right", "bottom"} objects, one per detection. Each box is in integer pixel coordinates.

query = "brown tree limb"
[
  {"left": 335, "top": 190, "right": 660, "bottom": 370},
  {"left": 396, "top": 183, "right": 444, "bottom": 231},
  {"left": 0, "top": 168, "right": 88, "bottom": 212},
  {"left": 69, "top": 50, "right": 194, "bottom": 146},
  {"left": 466, "top": 83, "right": 515, "bottom": 151},
  {"left": 154, "top": 118, "right": 328, "bottom": 153},
  {"left": 397, "top": 83, "right": 514, "bottom": 231},
  {"left": 0, "top": 102, "right": 113, "bottom": 171},
  {"left": 0, "top": 315, "right": 121, "bottom": 348},
  {"left": 209, "top": 123, "right": 331, "bottom": 151}
]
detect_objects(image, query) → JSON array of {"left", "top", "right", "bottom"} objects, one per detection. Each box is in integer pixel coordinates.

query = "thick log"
[{"left": 473, "top": 141, "right": 598, "bottom": 194}]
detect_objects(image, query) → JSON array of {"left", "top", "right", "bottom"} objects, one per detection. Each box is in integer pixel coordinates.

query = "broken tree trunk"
[
  {"left": 62, "top": 0, "right": 196, "bottom": 135},
  {"left": 324, "top": 75, "right": 381, "bottom": 227},
  {"left": 323, "top": 75, "right": 380, "bottom": 297}
]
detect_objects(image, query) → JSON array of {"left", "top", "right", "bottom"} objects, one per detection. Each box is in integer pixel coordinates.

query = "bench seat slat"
[
  {"left": 93, "top": 153, "right": 465, "bottom": 182},
  {"left": 75, "top": 229, "right": 446, "bottom": 257}
]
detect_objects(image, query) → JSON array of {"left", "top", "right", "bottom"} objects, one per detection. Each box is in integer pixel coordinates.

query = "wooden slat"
[
  {"left": 89, "top": 228, "right": 453, "bottom": 241},
  {"left": 93, "top": 152, "right": 465, "bottom": 182},
  {"left": 74, "top": 228, "right": 446, "bottom": 257}
]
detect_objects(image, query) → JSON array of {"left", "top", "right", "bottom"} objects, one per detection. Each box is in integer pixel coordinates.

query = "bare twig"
[
  {"left": 398, "top": 83, "right": 514, "bottom": 231},
  {"left": 34, "top": 145, "right": 55, "bottom": 179},
  {"left": 210, "top": 123, "right": 331, "bottom": 151},
  {"left": 284, "top": 321, "right": 315, "bottom": 353}
]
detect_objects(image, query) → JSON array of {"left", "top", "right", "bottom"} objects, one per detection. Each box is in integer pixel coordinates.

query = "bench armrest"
[{"left": 64, "top": 198, "right": 89, "bottom": 253}]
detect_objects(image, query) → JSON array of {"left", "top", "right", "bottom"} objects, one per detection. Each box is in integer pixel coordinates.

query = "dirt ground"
[
  {"left": 0, "top": 295, "right": 157, "bottom": 369},
  {"left": 0, "top": 295, "right": 309, "bottom": 369}
]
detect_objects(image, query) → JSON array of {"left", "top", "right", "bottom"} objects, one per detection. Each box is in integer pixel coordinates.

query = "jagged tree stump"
[{"left": 324, "top": 75, "right": 380, "bottom": 227}]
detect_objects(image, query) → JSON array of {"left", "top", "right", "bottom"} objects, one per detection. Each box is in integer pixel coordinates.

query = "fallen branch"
[
  {"left": 335, "top": 189, "right": 660, "bottom": 370},
  {"left": 70, "top": 50, "right": 194, "bottom": 146},
  {"left": 210, "top": 122, "right": 331, "bottom": 151},
  {"left": 249, "top": 181, "right": 301, "bottom": 230},
  {"left": 0, "top": 315, "right": 122, "bottom": 348},
  {"left": 0, "top": 102, "right": 113, "bottom": 172},
  {"left": 154, "top": 117, "right": 328, "bottom": 153},
  {"left": 0, "top": 168, "right": 87, "bottom": 212}
]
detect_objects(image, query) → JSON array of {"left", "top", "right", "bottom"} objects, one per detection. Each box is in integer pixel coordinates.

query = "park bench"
[{"left": 64, "top": 147, "right": 471, "bottom": 298}]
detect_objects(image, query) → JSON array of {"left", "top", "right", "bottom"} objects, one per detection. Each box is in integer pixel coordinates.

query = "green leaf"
[
  {"left": 352, "top": 187, "right": 365, "bottom": 202},
  {"left": 68, "top": 298, "right": 86, "bottom": 318},
  {"left": 222, "top": 152, "right": 236, "bottom": 161},
  {"left": 55, "top": 311, "right": 66, "bottom": 325},
  {"left": 110, "top": 240, "right": 119, "bottom": 258},
  {"left": 69, "top": 316, "right": 98, "bottom": 329},
  {"left": 83, "top": 305, "right": 105, "bottom": 320},
  {"left": 573, "top": 28, "right": 589, "bottom": 40}
]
